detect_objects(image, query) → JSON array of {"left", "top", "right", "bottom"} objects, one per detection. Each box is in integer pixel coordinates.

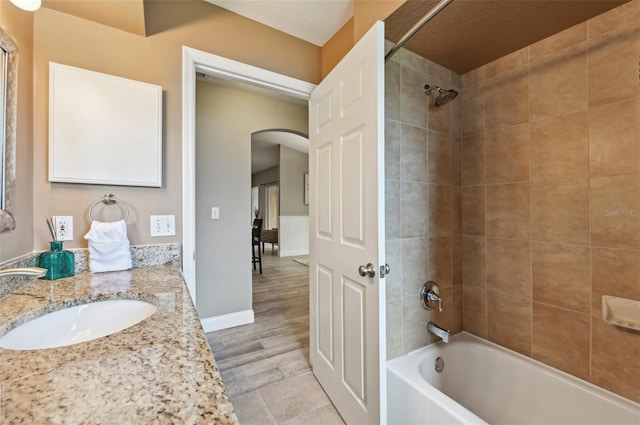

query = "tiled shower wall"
[
  {"left": 385, "top": 44, "right": 463, "bottom": 360},
  {"left": 460, "top": 0, "right": 640, "bottom": 403}
]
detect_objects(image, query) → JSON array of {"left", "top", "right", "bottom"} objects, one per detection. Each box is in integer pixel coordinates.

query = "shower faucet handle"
[{"left": 420, "top": 281, "right": 443, "bottom": 312}]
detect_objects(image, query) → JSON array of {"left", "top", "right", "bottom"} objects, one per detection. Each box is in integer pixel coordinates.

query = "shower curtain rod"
[{"left": 384, "top": 0, "right": 454, "bottom": 63}]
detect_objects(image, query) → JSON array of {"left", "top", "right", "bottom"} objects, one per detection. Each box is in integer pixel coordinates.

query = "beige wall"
[
  {"left": 385, "top": 44, "right": 462, "bottom": 359},
  {"left": 321, "top": 0, "right": 407, "bottom": 78},
  {"left": 195, "top": 81, "right": 307, "bottom": 318},
  {"left": 0, "top": 4, "right": 34, "bottom": 263},
  {"left": 28, "top": 3, "right": 320, "bottom": 252},
  {"left": 460, "top": 0, "right": 640, "bottom": 403},
  {"left": 279, "top": 145, "right": 309, "bottom": 216}
]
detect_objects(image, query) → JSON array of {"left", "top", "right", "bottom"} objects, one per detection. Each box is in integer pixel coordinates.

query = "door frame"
[{"left": 181, "top": 46, "right": 315, "bottom": 307}]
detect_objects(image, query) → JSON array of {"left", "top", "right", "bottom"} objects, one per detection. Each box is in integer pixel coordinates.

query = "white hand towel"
[{"left": 84, "top": 220, "right": 132, "bottom": 273}]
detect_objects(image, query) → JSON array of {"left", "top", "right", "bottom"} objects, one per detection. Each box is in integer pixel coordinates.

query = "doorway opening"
[{"left": 182, "top": 46, "right": 315, "bottom": 331}]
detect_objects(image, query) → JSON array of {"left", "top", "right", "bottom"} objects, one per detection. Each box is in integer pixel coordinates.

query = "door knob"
[{"left": 358, "top": 263, "right": 376, "bottom": 278}]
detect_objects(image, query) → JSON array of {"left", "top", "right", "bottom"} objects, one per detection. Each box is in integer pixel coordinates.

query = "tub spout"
[{"left": 427, "top": 321, "right": 450, "bottom": 343}]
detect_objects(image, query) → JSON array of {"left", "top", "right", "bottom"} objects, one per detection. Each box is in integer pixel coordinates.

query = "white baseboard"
[
  {"left": 200, "top": 309, "right": 254, "bottom": 332},
  {"left": 280, "top": 249, "right": 309, "bottom": 257}
]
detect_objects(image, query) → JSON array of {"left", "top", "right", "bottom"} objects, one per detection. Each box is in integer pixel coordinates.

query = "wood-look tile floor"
[{"left": 206, "top": 252, "right": 345, "bottom": 425}]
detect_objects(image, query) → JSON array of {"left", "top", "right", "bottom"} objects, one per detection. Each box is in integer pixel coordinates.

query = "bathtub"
[{"left": 387, "top": 332, "right": 640, "bottom": 425}]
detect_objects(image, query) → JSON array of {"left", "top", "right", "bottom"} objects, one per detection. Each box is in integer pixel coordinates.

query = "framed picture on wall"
[{"left": 304, "top": 173, "right": 309, "bottom": 205}]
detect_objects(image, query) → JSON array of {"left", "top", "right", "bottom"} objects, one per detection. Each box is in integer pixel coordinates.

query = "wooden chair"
[{"left": 252, "top": 218, "right": 263, "bottom": 274}]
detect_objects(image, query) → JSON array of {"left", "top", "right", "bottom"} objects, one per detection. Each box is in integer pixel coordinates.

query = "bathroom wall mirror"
[{"left": 0, "top": 26, "right": 18, "bottom": 233}]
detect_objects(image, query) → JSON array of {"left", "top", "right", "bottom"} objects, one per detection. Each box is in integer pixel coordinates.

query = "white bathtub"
[{"left": 387, "top": 332, "right": 640, "bottom": 425}]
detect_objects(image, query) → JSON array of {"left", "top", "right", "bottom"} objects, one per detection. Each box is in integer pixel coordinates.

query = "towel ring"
[{"left": 88, "top": 194, "right": 130, "bottom": 222}]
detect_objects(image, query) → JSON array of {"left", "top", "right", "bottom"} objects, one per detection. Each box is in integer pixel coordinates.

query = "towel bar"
[{"left": 88, "top": 194, "right": 130, "bottom": 222}]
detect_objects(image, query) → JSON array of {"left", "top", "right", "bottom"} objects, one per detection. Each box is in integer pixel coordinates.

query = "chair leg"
[{"left": 258, "top": 243, "right": 262, "bottom": 274}]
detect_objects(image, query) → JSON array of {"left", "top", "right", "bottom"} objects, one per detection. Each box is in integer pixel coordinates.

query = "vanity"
[{"left": 0, "top": 263, "right": 237, "bottom": 424}]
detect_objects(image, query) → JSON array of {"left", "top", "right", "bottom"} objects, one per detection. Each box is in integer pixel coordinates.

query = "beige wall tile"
[
  {"left": 451, "top": 185, "right": 462, "bottom": 236},
  {"left": 530, "top": 42, "right": 588, "bottom": 121},
  {"left": 532, "top": 303, "right": 590, "bottom": 381},
  {"left": 529, "top": 22, "right": 587, "bottom": 61},
  {"left": 588, "top": 0, "right": 640, "bottom": 40},
  {"left": 461, "top": 84, "right": 486, "bottom": 137},
  {"left": 385, "top": 179, "right": 401, "bottom": 240},
  {"left": 452, "top": 236, "right": 462, "bottom": 285},
  {"left": 530, "top": 111, "right": 589, "bottom": 180},
  {"left": 487, "top": 291, "right": 532, "bottom": 356},
  {"left": 429, "top": 60, "right": 452, "bottom": 86},
  {"left": 402, "top": 238, "right": 429, "bottom": 297},
  {"left": 463, "top": 284, "right": 487, "bottom": 338},
  {"left": 486, "top": 238, "right": 531, "bottom": 299},
  {"left": 532, "top": 242, "right": 590, "bottom": 313},
  {"left": 428, "top": 184, "right": 452, "bottom": 237},
  {"left": 591, "top": 317, "right": 640, "bottom": 403},
  {"left": 385, "top": 60, "right": 401, "bottom": 122},
  {"left": 385, "top": 119, "right": 401, "bottom": 180},
  {"left": 590, "top": 175, "right": 640, "bottom": 249},
  {"left": 400, "top": 124, "right": 428, "bottom": 183},
  {"left": 400, "top": 47, "right": 429, "bottom": 75},
  {"left": 485, "top": 65, "right": 529, "bottom": 130},
  {"left": 461, "top": 185, "right": 485, "bottom": 236},
  {"left": 451, "top": 138, "right": 462, "bottom": 185},
  {"left": 386, "top": 299, "right": 403, "bottom": 360},
  {"left": 400, "top": 64, "right": 430, "bottom": 129},
  {"left": 452, "top": 284, "right": 463, "bottom": 333},
  {"left": 428, "top": 237, "right": 452, "bottom": 288},
  {"left": 461, "top": 66, "right": 485, "bottom": 88},
  {"left": 485, "top": 47, "right": 528, "bottom": 79},
  {"left": 461, "top": 134, "right": 485, "bottom": 185},
  {"left": 588, "top": 29, "right": 640, "bottom": 108},
  {"left": 428, "top": 101, "right": 451, "bottom": 134},
  {"left": 485, "top": 183, "right": 531, "bottom": 239},
  {"left": 428, "top": 131, "right": 451, "bottom": 185},
  {"left": 401, "top": 181, "right": 429, "bottom": 238},
  {"left": 462, "top": 235, "right": 486, "bottom": 288},
  {"left": 485, "top": 124, "right": 530, "bottom": 184},
  {"left": 385, "top": 239, "right": 403, "bottom": 301},
  {"left": 589, "top": 98, "right": 640, "bottom": 176},
  {"left": 530, "top": 178, "right": 590, "bottom": 245},
  {"left": 591, "top": 247, "right": 640, "bottom": 317},
  {"left": 451, "top": 95, "right": 462, "bottom": 139}
]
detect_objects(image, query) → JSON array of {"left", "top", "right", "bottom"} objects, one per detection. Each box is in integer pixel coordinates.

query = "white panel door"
[{"left": 309, "top": 22, "right": 386, "bottom": 425}]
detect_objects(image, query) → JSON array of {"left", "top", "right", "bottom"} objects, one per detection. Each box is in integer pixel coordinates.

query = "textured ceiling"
[
  {"left": 385, "top": 0, "right": 629, "bottom": 74},
  {"left": 204, "top": 0, "right": 353, "bottom": 46}
]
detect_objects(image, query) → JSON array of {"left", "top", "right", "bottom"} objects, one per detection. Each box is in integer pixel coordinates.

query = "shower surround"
[
  {"left": 386, "top": 0, "right": 640, "bottom": 405},
  {"left": 459, "top": 0, "right": 640, "bottom": 404}
]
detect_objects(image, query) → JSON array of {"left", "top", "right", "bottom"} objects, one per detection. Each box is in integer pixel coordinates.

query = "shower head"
[{"left": 424, "top": 84, "right": 459, "bottom": 107}]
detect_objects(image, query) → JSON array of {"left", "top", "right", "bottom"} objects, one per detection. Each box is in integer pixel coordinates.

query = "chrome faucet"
[
  {"left": 427, "top": 321, "right": 450, "bottom": 343},
  {"left": 0, "top": 267, "right": 47, "bottom": 279},
  {"left": 420, "top": 281, "right": 443, "bottom": 312}
]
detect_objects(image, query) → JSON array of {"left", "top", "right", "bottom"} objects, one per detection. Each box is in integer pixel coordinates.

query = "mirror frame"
[{"left": 0, "top": 26, "right": 17, "bottom": 232}]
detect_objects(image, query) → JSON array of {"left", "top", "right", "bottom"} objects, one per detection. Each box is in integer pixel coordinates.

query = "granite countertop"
[{"left": 0, "top": 264, "right": 238, "bottom": 424}]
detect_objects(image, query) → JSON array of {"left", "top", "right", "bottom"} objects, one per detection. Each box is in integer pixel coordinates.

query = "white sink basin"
[{"left": 0, "top": 298, "right": 158, "bottom": 351}]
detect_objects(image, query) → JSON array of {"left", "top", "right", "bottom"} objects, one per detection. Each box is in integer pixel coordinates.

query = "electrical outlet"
[
  {"left": 150, "top": 215, "right": 176, "bottom": 237},
  {"left": 53, "top": 216, "right": 73, "bottom": 241}
]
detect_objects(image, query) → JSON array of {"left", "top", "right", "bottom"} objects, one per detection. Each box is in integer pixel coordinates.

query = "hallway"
[{"left": 206, "top": 253, "right": 344, "bottom": 424}]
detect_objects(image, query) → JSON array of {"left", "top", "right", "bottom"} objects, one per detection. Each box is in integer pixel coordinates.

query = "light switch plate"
[
  {"left": 211, "top": 207, "right": 220, "bottom": 220},
  {"left": 150, "top": 215, "right": 176, "bottom": 237}
]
